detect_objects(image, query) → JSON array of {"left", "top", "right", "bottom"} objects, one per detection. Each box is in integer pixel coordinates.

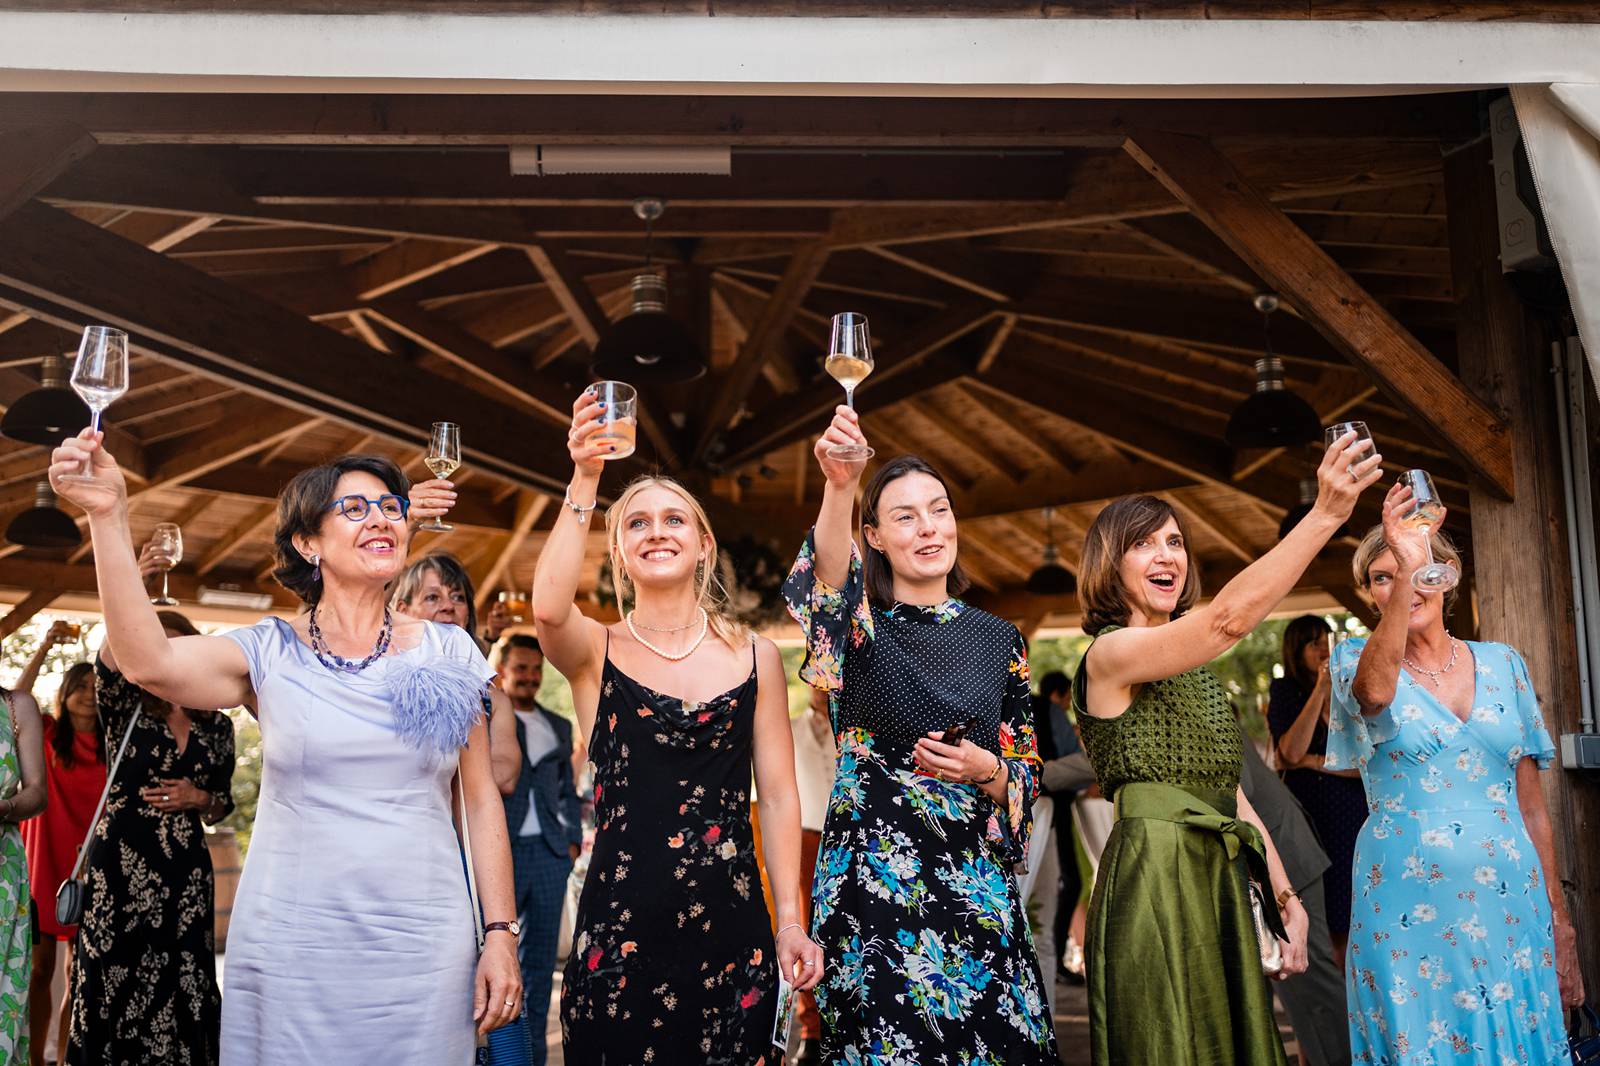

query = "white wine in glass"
[
  {"left": 1397, "top": 469, "right": 1458, "bottom": 592},
  {"left": 420, "top": 422, "right": 460, "bottom": 532},
  {"left": 825, "top": 312, "right": 875, "bottom": 462},
  {"left": 149, "top": 522, "right": 183, "bottom": 606},
  {"left": 62, "top": 326, "right": 130, "bottom": 484}
]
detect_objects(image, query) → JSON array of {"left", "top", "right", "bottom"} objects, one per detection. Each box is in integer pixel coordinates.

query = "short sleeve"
[
  {"left": 93, "top": 656, "right": 146, "bottom": 739},
  {"left": 439, "top": 623, "right": 497, "bottom": 688},
  {"left": 782, "top": 527, "right": 873, "bottom": 691},
  {"left": 220, "top": 617, "right": 289, "bottom": 698},
  {"left": 1325, "top": 637, "right": 1396, "bottom": 771},
  {"left": 1503, "top": 645, "right": 1556, "bottom": 769},
  {"left": 988, "top": 627, "right": 1042, "bottom": 867}
]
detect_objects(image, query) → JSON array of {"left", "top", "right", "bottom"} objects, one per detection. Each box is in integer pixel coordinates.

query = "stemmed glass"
[
  {"left": 1397, "top": 469, "right": 1459, "bottom": 592},
  {"left": 420, "top": 422, "right": 460, "bottom": 532},
  {"left": 62, "top": 326, "right": 129, "bottom": 484},
  {"left": 149, "top": 523, "right": 183, "bottom": 606},
  {"left": 825, "top": 312, "right": 875, "bottom": 461}
]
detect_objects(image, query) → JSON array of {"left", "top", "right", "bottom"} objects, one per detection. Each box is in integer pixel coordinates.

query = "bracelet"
[
  {"left": 1276, "top": 887, "right": 1300, "bottom": 911},
  {"left": 563, "top": 486, "right": 598, "bottom": 525},
  {"left": 978, "top": 754, "right": 1003, "bottom": 785},
  {"left": 775, "top": 922, "right": 803, "bottom": 940}
]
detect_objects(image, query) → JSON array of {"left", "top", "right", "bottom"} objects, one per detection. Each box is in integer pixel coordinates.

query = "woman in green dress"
[
  {"left": 1072, "top": 430, "right": 1379, "bottom": 1066},
  {"left": 0, "top": 677, "right": 49, "bottom": 1062}
]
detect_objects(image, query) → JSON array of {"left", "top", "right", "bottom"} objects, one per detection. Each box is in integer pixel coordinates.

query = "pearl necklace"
[
  {"left": 1403, "top": 635, "right": 1458, "bottom": 688},
  {"left": 626, "top": 608, "right": 709, "bottom": 662}
]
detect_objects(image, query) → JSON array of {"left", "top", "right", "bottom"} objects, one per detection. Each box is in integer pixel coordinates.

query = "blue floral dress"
[
  {"left": 784, "top": 532, "right": 1057, "bottom": 1066},
  {"left": 1327, "top": 638, "right": 1566, "bottom": 1066}
]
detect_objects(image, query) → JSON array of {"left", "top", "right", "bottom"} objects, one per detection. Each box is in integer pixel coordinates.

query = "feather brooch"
[{"left": 386, "top": 653, "right": 487, "bottom": 755}]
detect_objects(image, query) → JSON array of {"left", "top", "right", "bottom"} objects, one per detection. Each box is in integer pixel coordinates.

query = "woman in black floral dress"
[
  {"left": 69, "top": 610, "right": 235, "bottom": 1066},
  {"left": 785, "top": 410, "right": 1057, "bottom": 1066},
  {"left": 533, "top": 390, "right": 822, "bottom": 1065}
]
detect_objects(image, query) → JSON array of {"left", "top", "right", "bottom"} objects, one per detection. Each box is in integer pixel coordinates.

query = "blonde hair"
[
  {"left": 604, "top": 475, "right": 751, "bottom": 650},
  {"left": 1351, "top": 523, "right": 1463, "bottom": 616}
]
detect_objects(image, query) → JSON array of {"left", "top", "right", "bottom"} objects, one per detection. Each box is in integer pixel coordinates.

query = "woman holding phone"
[{"left": 783, "top": 407, "right": 1057, "bottom": 1066}]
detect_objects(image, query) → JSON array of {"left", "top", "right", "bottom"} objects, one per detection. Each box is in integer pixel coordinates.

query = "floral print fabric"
[
  {"left": 784, "top": 531, "right": 1056, "bottom": 1066},
  {"left": 1327, "top": 639, "right": 1565, "bottom": 1066},
  {"left": 0, "top": 695, "right": 30, "bottom": 1062},
  {"left": 561, "top": 646, "right": 776, "bottom": 1066}
]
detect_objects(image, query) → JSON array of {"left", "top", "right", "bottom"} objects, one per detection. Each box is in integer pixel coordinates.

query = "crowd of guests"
[{"left": 0, "top": 399, "right": 1569, "bottom": 1066}]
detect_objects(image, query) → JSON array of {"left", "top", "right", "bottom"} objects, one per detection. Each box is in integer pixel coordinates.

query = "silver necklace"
[
  {"left": 628, "top": 612, "right": 701, "bottom": 634},
  {"left": 626, "top": 608, "right": 709, "bottom": 662},
  {"left": 1403, "top": 635, "right": 1458, "bottom": 688}
]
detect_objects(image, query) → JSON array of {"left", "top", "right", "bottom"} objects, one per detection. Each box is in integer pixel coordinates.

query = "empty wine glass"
[
  {"left": 825, "top": 313, "right": 875, "bottom": 461},
  {"left": 62, "top": 326, "right": 129, "bottom": 484},
  {"left": 1324, "top": 421, "right": 1375, "bottom": 478},
  {"left": 149, "top": 523, "right": 183, "bottom": 606},
  {"left": 420, "top": 422, "right": 461, "bottom": 532},
  {"left": 1397, "top": 470, "right": 1459, "bottom": 592}
]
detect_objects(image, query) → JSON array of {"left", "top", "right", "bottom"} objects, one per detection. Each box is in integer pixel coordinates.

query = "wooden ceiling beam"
[
  {"left": 471, "top": 490, "right": 548, "bottom": 613},
  {"left": 352, "top": 238, "right": 498, "bottom": 300},
  {"left": 0, "top": 125, "right": 96, "bottom": 225},
  {"left": 195, "top": 503, "right": 276, "bottom": 576},
  {"left": 0, "top": 589, "right": 61, "bottom": 641},
  {"left": 0, "top": 556, "right": 298, "bottom": 612},
  {"left": 524, "top": 243, "right": 611, "bottom": 348},
  {"left": 1122, "top": 130, "right": 1512, "bottom": 499}
]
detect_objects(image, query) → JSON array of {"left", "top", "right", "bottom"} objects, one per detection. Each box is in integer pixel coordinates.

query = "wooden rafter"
[
  {"left": 471, "top": 491, "right": 549, "bottom": 612},
  {"left": 524, "top": 243, "right": 611, "bottom": 348},
  {"left": 0, "top": 589, "right": 60, "bottom": 641},
  {"left": 0, "top": 125, "right": 96, "bottom": 225},
  {"left": 353, "top": 239, "right": 498, "bottom": 300}
]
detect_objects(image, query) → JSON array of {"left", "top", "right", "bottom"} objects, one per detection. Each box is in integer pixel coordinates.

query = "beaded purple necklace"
[{"left": 308, "top": 604, "right": 394, "bottom": 673}]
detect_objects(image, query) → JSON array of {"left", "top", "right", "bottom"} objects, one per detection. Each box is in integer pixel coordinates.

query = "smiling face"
[
  {"left": 295, "top": 470, "right": 409, "bottom": 589},
  {"left": 61, "top": 673, "right": 95, "bottom": 720},
  {"left": 1115, "top": 515, "right": 1189, "bottom": 626},
  {"left": 613, "top": 484, "right": 710, "bottom": 595},
  {"left": 862, "top": 471, "right": 958, "bottom": 594},
  {"left": 499, "top": 645, "right": 545, "bottom": 708},
  {"left": 401, "top": 566, "right": 470, "bottom": 629},
  {"left": 1364, "top": 548, "right": 1446, "bottom": 636}
]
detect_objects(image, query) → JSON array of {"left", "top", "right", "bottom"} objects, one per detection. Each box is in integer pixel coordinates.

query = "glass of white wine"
[
  {"left": 420, "top": 422, "right": 460, "bottom": 532},
  {"left": 1397, "top": 469, "right": 1458, "bottom": 592},
  {"left": 149, "top": 522, "right": 183, "bottom": 606},
  {"left": 825, "top": 312, "right": 874, "bottom": 461},
  {"left": 61, "top": 325, "right": 129, "bottom": 484}
]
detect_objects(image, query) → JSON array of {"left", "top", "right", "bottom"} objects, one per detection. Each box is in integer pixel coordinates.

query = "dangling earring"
[{"left": 309, "top": 553, "right": 321, "bottom": 583}]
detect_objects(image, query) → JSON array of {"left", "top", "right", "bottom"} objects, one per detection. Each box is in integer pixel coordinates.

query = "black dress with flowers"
[
  {"left": 561, "top": 640, "right": 777, "bottom": 1066},
  {"left": 783, "top": 531, "right": 1058, "bottom": 1066}
]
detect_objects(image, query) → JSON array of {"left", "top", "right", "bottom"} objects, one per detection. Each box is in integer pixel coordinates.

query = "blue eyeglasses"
[{"left": 327, "top": 494, "right": 409, "bottom": 522}]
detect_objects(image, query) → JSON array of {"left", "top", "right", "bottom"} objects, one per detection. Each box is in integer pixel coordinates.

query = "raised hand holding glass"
[
  {"left": 149, "top": 522, "right": 183, "bottom": 606},
  {"left": 1397, "top": 469, "right": 1459, "bottom": 592},
  {"left": 825, "top": 313, "right": 875, "bottom": 462},
  {"left": 420, "top": 422, "right": 460, "bottom": 532},
  {"left": 62, "top": 326, "right": 129, "bottom": 483}
]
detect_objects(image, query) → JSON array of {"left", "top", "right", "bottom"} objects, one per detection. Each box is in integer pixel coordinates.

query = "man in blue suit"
[{"left": 494, "top": 634, "right": 582, "bottom": 1060}]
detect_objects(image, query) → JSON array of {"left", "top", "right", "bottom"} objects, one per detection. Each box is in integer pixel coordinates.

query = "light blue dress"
[
  {"left": 1327, "top": 638, "right": 1565, "bottom": 1066},
  {"left": 220, "top": 617, "right": 495, "bottom": 1066}
]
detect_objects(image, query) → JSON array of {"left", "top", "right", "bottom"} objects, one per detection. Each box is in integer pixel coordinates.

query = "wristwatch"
[{"left": 484, "top": 920, "right": 521, "bottom": 938}]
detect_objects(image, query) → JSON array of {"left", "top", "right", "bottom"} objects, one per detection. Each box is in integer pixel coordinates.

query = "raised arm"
[
  {"left": 1350, "top": 483, "right": 1434, "bottom": 716},
  {"left": 1090, "top": 432, "right": 1381, "bottom": 691},
  {"left": 14, "top": 621, "right": 75, "bottom": 697},
  {"left": 812, "top": 406, "right": 870, "bottom": 589},
  {"left": 50, "top": 430, "right": 253, "bottom": 711},
  {"left": 3, "top": 691, "right": 47, "bottom": 822}
]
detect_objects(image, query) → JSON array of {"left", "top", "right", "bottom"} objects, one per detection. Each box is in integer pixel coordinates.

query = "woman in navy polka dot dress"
[{"left": 782, "top": 407, "right": 1057, "bottom": 1066}]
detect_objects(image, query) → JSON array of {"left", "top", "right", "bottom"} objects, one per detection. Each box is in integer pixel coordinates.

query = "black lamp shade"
[
  {"left": 0, "top": 386, "right": 90, "bottom": 447},
  {"left": 1226, "top": 390, "right": 1322, "bottom": 449},
  {"left": 6, "top": 482, "right": 81, "bottom": 549},
  {"left": 590, "top": 310, "right": 706, "bottom": 384},
  {"left": 1027, "top": 562, "right": 1077, "bottom": 597}
]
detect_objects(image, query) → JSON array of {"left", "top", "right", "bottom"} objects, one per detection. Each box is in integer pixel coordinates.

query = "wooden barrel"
[{"left": 206, "top": 827, "right": 242, "bottom": 951}]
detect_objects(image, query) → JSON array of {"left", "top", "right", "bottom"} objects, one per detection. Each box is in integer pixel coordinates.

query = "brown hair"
[
  {"left": 1351, "top": 523, "right": 1463, "bottom": 617},
  {"left": 858, "top": 455, "right": 970, "bottom": 609},
  {"left": 52, "top": 661, "right": 102, "bottom": 767},
  {"left": 604, "top": 475, "right": 750, "bottom": 651},
  {"left": 1281, "top": 614, "right": 1334, "bottom": 691},
  {"left": 1079, "top": 495, "right": 1202, "bottom": 636},
  {"left": 271, "top": 454, "right": 410, "bottom": 606}
]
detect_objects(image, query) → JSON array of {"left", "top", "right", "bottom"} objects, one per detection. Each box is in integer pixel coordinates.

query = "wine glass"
[
  {"left": 825, "top": 313, "right": 875, "bottom": 461},
  {"left": 149, "top": 523, "right": 183, "bottom": 606},
  {"left": 1324, "top": 420, "right": 1375, "bottom": 473},
  {"left": 584, "top": 382, "right": 638, "bottom": 461},
  {"left": 420, "top": 422, "right": 461, "bottom": 532},
  {"left": 497, "top": 589, "right": 528, "bottom": 624},
  {"left": 61, "top": 326, "right": 129, "bottom": 484},
  {"left": 1397, "top": 470, "right": 1459, "bottom": 592}
]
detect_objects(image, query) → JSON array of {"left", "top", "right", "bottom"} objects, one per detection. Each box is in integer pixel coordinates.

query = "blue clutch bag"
[{"left": 1573, "top": 1004, "right": 1600, "bottom": 1066}]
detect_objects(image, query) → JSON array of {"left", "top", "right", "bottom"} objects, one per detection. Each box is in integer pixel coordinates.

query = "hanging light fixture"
[
  {"left": 1, "top": 353, "right": 91, "bottom": 447},
  {"left": 1224, "top": 294, "right": 1321, "bottom": 449},
  {"left": 5, "top": 480, "right": 82, "bottom": 549},
  {"left": 1276, "top": 478, "right": 1319, "bottom": 540},
  {"left": 589, "top": 197, "right": 706, "bottom": 384},
  {"left": 1027, "top": 507, "right": 1077, "bottom": 596}
]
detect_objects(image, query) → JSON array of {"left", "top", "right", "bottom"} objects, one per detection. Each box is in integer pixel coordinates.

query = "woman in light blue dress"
[
  {"left": 1328, "top": 490, "right": 1582, "bottom": 1066},
  {"left": 48, "top": 437, "right": 523, "bottom": 1066}
]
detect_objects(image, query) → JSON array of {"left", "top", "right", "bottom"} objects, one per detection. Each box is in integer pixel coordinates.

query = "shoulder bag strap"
[
  {"left": 67, "top": 710, "right": 140, "bottom": 883},
  {"left": 457, "top": 771, "right": 486, "bottom": 952}
]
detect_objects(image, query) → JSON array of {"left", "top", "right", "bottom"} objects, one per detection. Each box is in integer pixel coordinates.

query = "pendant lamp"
[
  {"left": 1, "top": 354, "right": 91, "bottom": 447},
  {"left": 588, "top": 198, "right": 706, "bottom": 384},
  {"left": 1026, "top": 507, "right": 1077, "bottom": 596},
  {"left": 5, "top": 480, "right": 82, "bottom": 549},
  {"left": 1224, "top": 295, "right": 1321, "bottom": 449}
]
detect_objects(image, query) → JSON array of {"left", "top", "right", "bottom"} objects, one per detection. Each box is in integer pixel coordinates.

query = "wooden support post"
[
  {"left": 1446, "top": 139, "right": 1599, "bottom": 989},
  {"left": 0, "top": 589, "right": 59, "bottom": 641},
  {"left": 1123, "top": 130, "right": 1515, "bottom": 499}
]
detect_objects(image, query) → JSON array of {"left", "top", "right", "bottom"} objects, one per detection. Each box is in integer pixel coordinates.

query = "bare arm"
[
  {"left": 1516, "top": 757, "right": 1585, "bottom": 1007},
  {"left": 49, "top": 430, "right": 253, "bottom": 710},
  {"left": 1236, "top": 784, "right": 1309, "bottom": 978},
  {"left": 14, "top": 622, "right": 69, "bottom": 697},
  {"left": 487, "top": 687, "right": 520, "bottom": 796},
  {"left": 1088, "top": 434, "right": 1381, "bottom": 697},
  {"left": 812, "top": 406, "right": 869, "bottom": 590},
  {"left": 1276, "top": 673, "right": 1330, "bottom": 766},
  {"left": 461, "top": 716, "right": 524, "bottom": 1034},
  {"left": 750, "top": 639, "right": 824, "bottom": 990},
  {"left": 3, "top": 692, "right": 46, "bottom": 821},
  {"left": 1349, "top": 483, "right": 1438, "bottom": 716}
]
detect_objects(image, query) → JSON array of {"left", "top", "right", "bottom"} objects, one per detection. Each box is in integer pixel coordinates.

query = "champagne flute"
[
  {"left": 420, "top": 422, "right": 460, "bottom": 532},
  {"left": 1397, "top": 470, "right": 1459, "bottom": 592},
  {"left": 825, "top": 313, "right": 875, "bottom": 461},
  {"left": 149, "top": 523, "right": 183, "bottom": 606},
  {"left": 61, "top": 326, "right": 129, "bottom": 484}
]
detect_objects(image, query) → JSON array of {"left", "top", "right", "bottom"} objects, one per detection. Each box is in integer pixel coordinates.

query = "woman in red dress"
[{"left": 21, "top": 662, "right": 106, "bottom": 1066}]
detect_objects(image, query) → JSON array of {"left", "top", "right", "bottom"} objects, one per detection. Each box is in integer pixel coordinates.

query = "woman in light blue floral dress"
[
  {"left": 784, "top": 411, "right": 1056, "bottom": 1066},
  {"left": 1328, "top": 494, "right": 1582, "bottom": 1066}
]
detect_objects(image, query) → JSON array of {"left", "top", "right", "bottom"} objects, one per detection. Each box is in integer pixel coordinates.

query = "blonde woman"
[{"left": 532, "top": 392, "right": 822, "bottom": 1066}]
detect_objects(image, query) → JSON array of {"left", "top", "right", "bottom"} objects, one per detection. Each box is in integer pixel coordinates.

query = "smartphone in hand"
[{"left": 940, "top": 718, "right": 976, "bottom": 746}]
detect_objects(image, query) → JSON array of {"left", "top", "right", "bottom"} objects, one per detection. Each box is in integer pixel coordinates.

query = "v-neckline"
[{"left": 1401, "top": 639, "right": 1479, "bottom": 726}]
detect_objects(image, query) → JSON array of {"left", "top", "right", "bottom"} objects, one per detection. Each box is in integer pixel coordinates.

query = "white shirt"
[
  {"left": 514, "top": 708, "right": 560, "bottom": 837},
  {"left": 791, "top": 707, "right": 838, "bottom": 833}
]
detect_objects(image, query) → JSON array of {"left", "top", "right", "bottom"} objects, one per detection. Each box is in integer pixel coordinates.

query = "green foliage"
[{"left": 220, "top": 709, "right": 261, "bottom": 854}]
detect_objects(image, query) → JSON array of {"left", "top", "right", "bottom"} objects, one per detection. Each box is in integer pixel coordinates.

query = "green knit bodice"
[{"left": 1073, "top": 628, "right": 1243, "bottom": 799}]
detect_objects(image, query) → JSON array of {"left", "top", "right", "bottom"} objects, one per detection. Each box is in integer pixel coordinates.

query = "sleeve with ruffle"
[
  {"left": 1503, "top": 645, "right": 1556, "bottom": 769},
  {"left": 986, "top": 627, "right": 1043, "bottom": 868},
  {"left": 781, "top": 527, "right": 873, "bottom": 691},
  {"left": 1324, "top": 637, "right": 1397, "bottom": 771}
]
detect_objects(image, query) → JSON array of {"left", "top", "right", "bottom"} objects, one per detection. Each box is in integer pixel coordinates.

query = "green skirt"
[{"left": 1086, "top": 782, "right": 1288, "bottom": 1066}]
